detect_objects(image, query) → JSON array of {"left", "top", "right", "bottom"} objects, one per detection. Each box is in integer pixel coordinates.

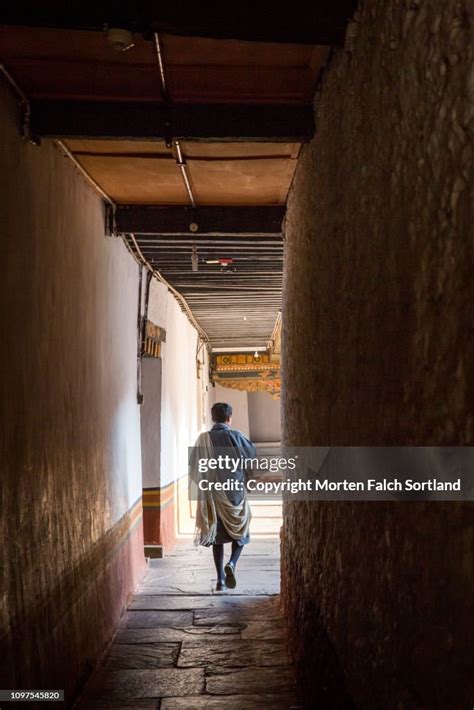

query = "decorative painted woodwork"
[
  {"left": 212, "top": 350, "right": 281, "bottom": 397},
  {"left": 142, "top": 320, "right": 165, "bottom": 358}
]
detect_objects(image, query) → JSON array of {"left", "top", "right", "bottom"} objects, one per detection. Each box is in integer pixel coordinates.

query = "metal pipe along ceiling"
[{"left": 153, "top": 33, "right": 197, "bottom": 208}]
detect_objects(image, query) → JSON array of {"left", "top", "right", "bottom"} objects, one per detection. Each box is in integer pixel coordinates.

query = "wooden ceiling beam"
[
  {"left": 1, "top": 3, "right": 357, "bottom": 45},
  {"left": 31, "top": 100, "right": 313, "bottom": 143},
  {"left": 115, "top": 206, "right": 286, "bottom": 236}
]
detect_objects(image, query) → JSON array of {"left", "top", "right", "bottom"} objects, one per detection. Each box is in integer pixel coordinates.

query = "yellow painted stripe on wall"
[{"left": 142, "top": 484, "right": 175, "bottom": 509}]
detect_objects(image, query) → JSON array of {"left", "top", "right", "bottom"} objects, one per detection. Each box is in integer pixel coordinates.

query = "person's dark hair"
[{"left": 211, "top": 402, "right": 233, "bottom": 423}]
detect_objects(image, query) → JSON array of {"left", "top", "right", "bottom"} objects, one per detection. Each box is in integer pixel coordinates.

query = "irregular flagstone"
[
  {"left": 144, "top": 558, "right": 279, "bottom": 572},
  {"left": 101, "top": 643, "right": 180, "bottom": 669},
  {"left": 137, "top": 583, "right": 214, "bottom": 595},
  {"left": 86, "top": 668, "right": 205, "bottom": 698},
  {"left": 115, "top": 626, "right": 242, "bottom": 644},
  {"left": 192, "top": 611, "right": 268, "bottom": 627},
  {"left": 76, "top": 699, "right": 158, "bottom": 709},
  {"left": 160, "top": 541, "right": 280, "bottom": 561},
  {"left": 161, "top": 694, "right": 299, "bottom": 709},
  {"left": 78, "top": 540, "right": 296, "bottom": 705},
  {"left": 212, "top": 585, "right": 280, "bottom": 596},
  {"left": 193, "top": 601, "right": 282, "bottom": 626},
  {"left": 178, "top": 639, "right": 289, "bottom": 668},
  {"left": 138, "top": 570, "right": 280, "bottom": 596},
  {"left": 206, "top": 666, "right": 296, "bottom": 695},
  {"left": 136, "top": 584, "right": 279, "bottom": 596},
  {"left": 130, "top": 594, "right": 274, "bottom": 610},
  {"left": 241, "top": 619, "right": 287, "bottom": 640},
  {"left": 120, "top": 610, "right": 194, "bottom": 628}
]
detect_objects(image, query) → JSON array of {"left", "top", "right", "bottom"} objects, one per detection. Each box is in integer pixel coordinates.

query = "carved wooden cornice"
[
  {"left": 214, "top": 375, "right": 281, "bottom": 399},
  {"left": 214, "top": 352, "right": 279, "bottom": 373},
  {"left": 213, "top": 351, "right": 281, "bottom": 397}
]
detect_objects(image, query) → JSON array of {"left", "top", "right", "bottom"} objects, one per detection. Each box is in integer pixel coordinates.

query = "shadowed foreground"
[{"left": 76, "top": 540, "right": 300, "bottom": 709}]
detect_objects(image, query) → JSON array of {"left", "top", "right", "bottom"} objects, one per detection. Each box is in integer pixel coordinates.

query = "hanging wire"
[
  {"left": 0, "top": 63, "right": 36, "bottom": 143},
  {"left": 55, "top": 140, "right": 116, "bottom": 206},
  {"left": 129, "top": 233, "right": 210, "bottom": 345}
]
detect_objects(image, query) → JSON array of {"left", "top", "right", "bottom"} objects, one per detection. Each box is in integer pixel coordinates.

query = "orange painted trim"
[
  {"left": 143, "top": 499, "right": 175, "bottom": 548},
  {"left": 106, "top": 496, "right": 143, "bottom": 561},
  {"left": 142, "top": 482, "right": 175, "bottom": 510}
]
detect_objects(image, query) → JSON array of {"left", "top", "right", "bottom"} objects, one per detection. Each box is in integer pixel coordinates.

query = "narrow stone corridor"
[
  {"left": 2, "top": 3, "right": 473, "bottom": 708},
  {"left": 77, "top": 541, "right": 298, "bottom": 708}
]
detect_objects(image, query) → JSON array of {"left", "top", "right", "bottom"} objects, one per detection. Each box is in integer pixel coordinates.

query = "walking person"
[{"left": 190, "top": 402, "right": 256, "bottom": 591}]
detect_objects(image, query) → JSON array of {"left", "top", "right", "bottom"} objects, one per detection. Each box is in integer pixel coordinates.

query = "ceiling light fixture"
[
  {"left": 191, "top": 244, "right": 198, "bottom": 272},
  {"left": 205, "top": 258, "right": 234, "bottom": 267}
]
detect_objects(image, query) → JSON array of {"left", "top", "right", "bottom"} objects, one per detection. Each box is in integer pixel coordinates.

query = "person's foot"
[
  {"left": 224, "top": 561, "right": 237, "bottom": 589},
  {"left": 215, "top": 579, "right": 227, "bottom": 592}
]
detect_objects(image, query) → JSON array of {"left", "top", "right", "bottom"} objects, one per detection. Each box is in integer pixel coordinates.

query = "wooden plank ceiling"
[{"left": 0, "top": 25, "right": 332, "bottom": 348}]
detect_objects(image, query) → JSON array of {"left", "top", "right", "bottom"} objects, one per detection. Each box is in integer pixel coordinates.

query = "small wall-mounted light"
[{"left": 106, "top": 28, "right": 135, "bottom": 52}]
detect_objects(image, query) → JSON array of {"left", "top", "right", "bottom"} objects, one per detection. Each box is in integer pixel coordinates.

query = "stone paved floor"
[{"left": 76, "top": 539, "right": 301, "bottom": 709}]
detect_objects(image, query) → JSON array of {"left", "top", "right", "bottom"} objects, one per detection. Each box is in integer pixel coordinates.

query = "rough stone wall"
[
  {"left": 0, "top": 83, "right": 146, "bottom": 703},
  {"left": 282, "top": 0, "right": 474, "bottom": 708}
]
